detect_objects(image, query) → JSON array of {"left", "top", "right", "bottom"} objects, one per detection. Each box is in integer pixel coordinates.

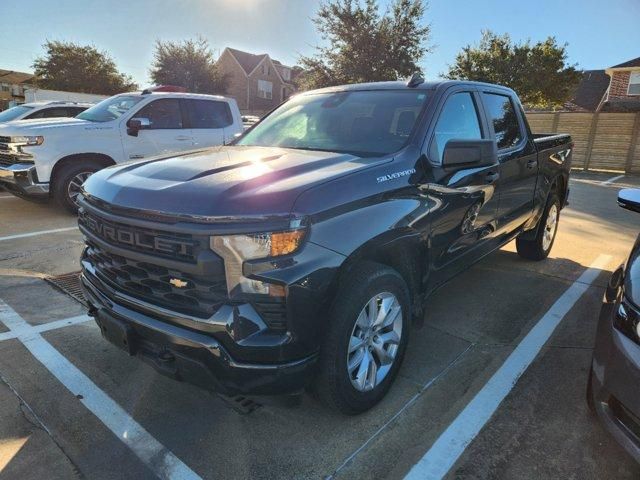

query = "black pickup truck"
[{"left": 78, "top": 79, "right": 572, "bottom": 414}]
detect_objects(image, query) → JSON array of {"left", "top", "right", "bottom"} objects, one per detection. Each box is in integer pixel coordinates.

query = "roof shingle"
[
  {"left": 610, "top": 57, "right": 640, "bottom": 69},
  {"left": 226, "top": 48, "right": 268, "bottom": 75},
  {"left": 564, "top": 70, "right": 610, "bottom": 112}
]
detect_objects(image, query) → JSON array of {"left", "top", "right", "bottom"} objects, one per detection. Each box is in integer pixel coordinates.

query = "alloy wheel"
[
  {"left": 67, "top": 171, "right": 93, "bottom": 207},
  {"left": 542, "top": 203, "right": 558, "bottom": 251},
  {"left": 347, "top": 292, "right": 403, "bottom": 392}
]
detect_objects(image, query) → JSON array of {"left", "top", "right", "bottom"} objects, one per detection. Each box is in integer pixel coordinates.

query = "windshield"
[
  {"left": 0, "top": 105, "right": 34, "bottom": 122},
  {"left": 237, "top": 90, "right": 429, "bottom": 157},
  {"left": 76, "top": 95, "right": 144, "bottom": 122}
]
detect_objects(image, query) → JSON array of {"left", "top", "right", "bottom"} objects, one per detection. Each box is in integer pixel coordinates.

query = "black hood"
[{"left": 82, "top": 145, "right": 385, "bottom": 219}]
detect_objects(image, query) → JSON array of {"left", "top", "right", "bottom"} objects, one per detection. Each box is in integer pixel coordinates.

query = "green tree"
[
  {"left": 32, "top": 40, "right": 137, "bottom": 95},
  {"left": 297, "top": 0, "right": 431, "bottom": 90},
  {"left": 149, "top": 38, "right": 228, "bottom": 94},
  {"left": 445, "top": 31, "right": 582, "bottom": 109}
]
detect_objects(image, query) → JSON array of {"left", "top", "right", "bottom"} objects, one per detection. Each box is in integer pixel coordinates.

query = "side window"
[
  {"left": 133, "top": 99, "right": 183, "bottom": 129},
  {"left": 25, "top": 110, "right": 45, "bottom": 119},
  {"left": 430, "top": 92, "right": 482, "bottom": 163},
  {"left": 70, "top": 107, "right": 86, "bottom": 116},
  {"left": 187, "top": 100, "right": 233, "bottom": 129},
  {"left": 40, "top": 108, "right": 71, "bottom": 118},
  {"left": 482, "top": 93, "right": 523, "bottom": 150}
]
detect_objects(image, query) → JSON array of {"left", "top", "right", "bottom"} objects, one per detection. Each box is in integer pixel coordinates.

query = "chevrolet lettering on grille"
[{"left": 81, "top": 213, "right": 195, "bottom": 258}]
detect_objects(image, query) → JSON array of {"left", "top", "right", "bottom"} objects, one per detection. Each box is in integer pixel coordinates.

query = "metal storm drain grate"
[
  {"left": 218, "top": 394, "right": 262, "bottom": 415},
  {"left": 45, "top": 271, "right": 87, "bottom": 306}
]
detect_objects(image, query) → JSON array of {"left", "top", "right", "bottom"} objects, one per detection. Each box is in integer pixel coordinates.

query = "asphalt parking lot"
[{"left": 1, "top": 171, "right": 640, "bottom": 480}]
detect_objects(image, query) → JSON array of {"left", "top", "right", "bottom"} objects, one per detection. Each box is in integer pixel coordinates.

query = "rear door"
[
  {"left": 185, "top": 99, "right": 230, "bottom": 148},
  {"left": 481, "top": 90, "right": 538, "bottom": 233},
  {"left": 121, "top": 98, "right": 193, "bottom": 160},
  {"left": 425, "top": 87, "right": 501, "bottom": 285}
]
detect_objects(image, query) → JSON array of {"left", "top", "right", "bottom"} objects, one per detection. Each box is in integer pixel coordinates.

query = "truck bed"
[{"left": 533, "top": 133, "right": 572, "bottom": 151}]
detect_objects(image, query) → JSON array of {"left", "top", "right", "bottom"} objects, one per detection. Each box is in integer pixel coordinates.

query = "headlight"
[
  {"left": 211, "top": 229, "right": 306, "bottom": 295},
  {"left": 614, "top": 298, "right": 640, "bottom": 344},
  {"left": 11, "top": 136, "right": 44, "bottom": 146}
]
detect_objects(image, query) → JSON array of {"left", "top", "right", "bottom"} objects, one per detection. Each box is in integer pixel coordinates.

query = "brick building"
[
  {"left": 216, "top": 47, "right": 296, "bottom": 116},
  {"left": 601, "top": 57, "right": 640, "bottom": 112}
]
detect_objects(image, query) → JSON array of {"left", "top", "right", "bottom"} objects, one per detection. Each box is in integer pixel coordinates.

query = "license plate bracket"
[{"left": 96, "top": 310, "right": 137, "bottom": 355}]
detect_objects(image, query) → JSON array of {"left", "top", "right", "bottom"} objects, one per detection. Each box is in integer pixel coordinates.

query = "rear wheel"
[
  {"left": 53, "top": 161, "right": 102, "bottom": 214},
  {"left": 516, "top": 192, "right": 560, "bottom": 260},
  {"left": 315, "top": 261, "right": 410, "bottom": 414}
]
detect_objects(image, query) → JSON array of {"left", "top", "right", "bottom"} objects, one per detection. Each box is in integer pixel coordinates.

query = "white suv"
[
  {"left": 0, "top": 89, "right": 243, "bottom": 212},
  {"left": 0, "top": 101, "right": 92, "bottom": 123}
]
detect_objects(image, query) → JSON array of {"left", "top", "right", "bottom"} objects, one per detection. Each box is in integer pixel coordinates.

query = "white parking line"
[
  {"left": 0, "top": 226, "right": 78, "bottom": 242},
  {"left": 404, "top": 254, "right": 612, "bottom": 480},
  {"left": 0, "top": 314, "right": 91, "bottom": 342},
  {"left": 602, "top": 174, "right": 625, "bottom": 185},
  {"left": 0, "top": 300, "right": 202, "bottom": 480}
]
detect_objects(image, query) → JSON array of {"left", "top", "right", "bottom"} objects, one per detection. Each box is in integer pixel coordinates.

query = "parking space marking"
[
  {"left": 329, "top": 344, "right": 474, "bottom": 479},
  {"left": 404, "top": 254, "right": 612, "bottom": 480},
  {"left": 0, "top": 314, "right": 92, "bottom": 342},
  {"left": 0, "top": 226, "right": 78, "bottom": 242},
  {"left": 602, "top": 174, "right": 625, "bottom": 185},
  {"left": 0, "top": 300, "right": 202, "bottom": 480}
]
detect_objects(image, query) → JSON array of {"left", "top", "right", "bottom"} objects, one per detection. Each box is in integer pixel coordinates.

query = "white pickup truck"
[{"left": 0, "top": 89, "right": 243, "bottom": 212}]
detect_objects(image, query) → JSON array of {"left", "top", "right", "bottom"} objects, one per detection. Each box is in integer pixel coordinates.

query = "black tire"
[
  {"left": 315, "top": 261, "right": 411, "bottom": 414},
  {"left": 516, "top": 192, "right": 561, "bottom": 261},
  {"left": 52, "top": 161, "right": 102, "bottom": 214}
]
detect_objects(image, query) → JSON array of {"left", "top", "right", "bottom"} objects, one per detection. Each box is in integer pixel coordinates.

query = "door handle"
[
  {"left": 526, "top": 159, "right": 538, "bottom": 169},
  {"left": 175, "top": 135, "right": 191, "bottom": 141},
  {"left": 485, "top": 172, "right": 499, "bottom": 184}
]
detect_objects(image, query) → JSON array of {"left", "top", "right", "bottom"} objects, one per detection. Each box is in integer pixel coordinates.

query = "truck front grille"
[
  {"left": 79, "top": 209, "right": 198, "bottom": 263},
  {"left": 84, "top": 242, "right": 228, "bottom": 319},
  {"left": 0, "top": 153, "right": 30, "bottom": 167}
]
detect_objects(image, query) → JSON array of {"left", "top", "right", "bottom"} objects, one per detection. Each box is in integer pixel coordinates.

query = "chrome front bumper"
[{"left": 0, "top": 163, "right": 49, "bottom": 196}]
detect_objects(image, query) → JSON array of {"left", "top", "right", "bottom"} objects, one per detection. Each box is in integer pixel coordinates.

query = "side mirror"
[
  {"left": 442, "top": 139, "right": 497, "bottom": 167},
  {"left": 126, "top": 117, "right": 150, "bottom": 137},
  {"left": 618, "top": 189, "right": 640, "bottom": 214}
]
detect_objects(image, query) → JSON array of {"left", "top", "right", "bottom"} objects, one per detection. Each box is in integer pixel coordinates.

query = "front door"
[
  {"left": 185, "top": 98, "right": 228, "bottom": 148},
  {"left": 121, "top": 98, "right": 193, "bottom": 160},
  {"left": 426, "top": 89, "right": 501, "bottom": 286}
]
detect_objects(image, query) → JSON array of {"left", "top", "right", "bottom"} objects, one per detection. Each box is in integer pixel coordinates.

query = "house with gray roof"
[{"left": 216, "top": 47, "right": 296, "bottom": 115}]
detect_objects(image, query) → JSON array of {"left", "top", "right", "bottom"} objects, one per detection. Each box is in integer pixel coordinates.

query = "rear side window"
[
  {"left": 431, "top": 92, "right": 482, "bottom": 163},
  {"left": 69, "top": 107, "right": 87, "bottom": 116},
  {"left": 482, "top": 93, "right": 522, "bottom": 150},
  {"left": 186, "top": 100, "right": 233, "bottom": 129},
  {"left": 134, "top": 99, "right": 183, "bottom": 129}
]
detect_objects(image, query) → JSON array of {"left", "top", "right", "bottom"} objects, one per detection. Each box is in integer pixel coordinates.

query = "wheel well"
[
  {"left": 50, "top": 153, "right": 115, "bottom": 190},
  {"left": 332, "top": 236, "right": 426, "bottom": 324},
  {"left": 552, "top": 174, "right": 568, "bottom": 207}
]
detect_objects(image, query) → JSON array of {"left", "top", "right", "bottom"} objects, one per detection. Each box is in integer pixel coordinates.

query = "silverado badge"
[{"left": 169, "top": 278, "right": 189, "bottom": 288}]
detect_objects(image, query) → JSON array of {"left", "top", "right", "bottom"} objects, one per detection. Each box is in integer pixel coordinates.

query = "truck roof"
[
  {"left": 21, "top": 101, "right": 95, "bottom": 107},
  {"left": 301, "top": 79, "right": 516, "bottom": 96},
  {"left": 121, "top": 91, "right": 236, "bottom": 102}
]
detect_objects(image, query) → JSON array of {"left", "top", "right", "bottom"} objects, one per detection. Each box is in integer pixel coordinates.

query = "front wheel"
[
  {"left": 314, "top": 261, "right": 410, "bottom": 414},
  {"left": 53, "top": 162, "right": 101, "bottom": 214},
  {"left": 516, "top": 192, "right": 560, "bottom": 261}
]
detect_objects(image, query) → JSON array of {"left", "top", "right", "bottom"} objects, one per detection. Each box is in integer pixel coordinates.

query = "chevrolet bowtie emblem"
[{"left": 169, "top": 278, "right": 188, "bottom": 288}]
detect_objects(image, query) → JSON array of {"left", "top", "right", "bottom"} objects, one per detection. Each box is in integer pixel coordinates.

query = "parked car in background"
[
  {"left": 0, "top": 101, "right": 91, "bottom": 123},
  {"left": 242, "top": 114, "right": 261, "bottom": 130},
  {"left": 588, "top": 188, "right": 640, "bottom": 462},
  {"left": 0, "top": 86, "right": 243, "bottom": 212},
  {"left": 78, "top": 78, "right": 572, "bottom": 414}
]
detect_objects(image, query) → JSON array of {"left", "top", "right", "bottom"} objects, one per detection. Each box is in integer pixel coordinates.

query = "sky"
[{"left": 1, "top": 0, "right": 639, "bottom": 87}]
